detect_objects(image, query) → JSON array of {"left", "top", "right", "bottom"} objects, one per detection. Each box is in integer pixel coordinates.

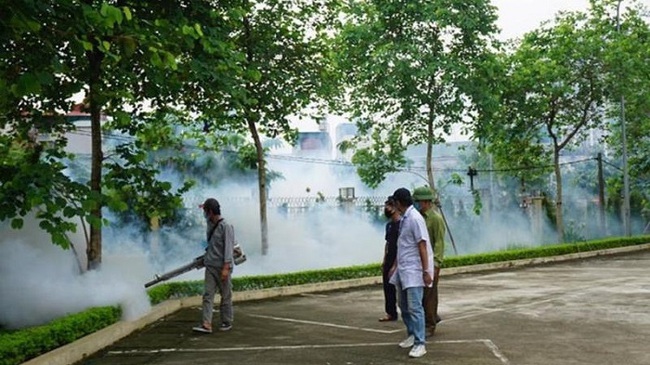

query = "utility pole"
[
  {"left": 617, "top": 0, "right": 632, "bottom": 236},
  {"left": 489, "top": 154, "right": 495, "bottom": 210},
  {"left": 467, "top": 167, "right": 478, "bottom": 191},
  {"left": 597, "top": 153, "right": 606, "bottom": 236}
]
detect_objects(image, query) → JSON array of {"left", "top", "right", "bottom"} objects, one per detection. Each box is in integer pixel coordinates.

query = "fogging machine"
[{"left": 144, "top": 244, "right": 247, "bottom": 288}]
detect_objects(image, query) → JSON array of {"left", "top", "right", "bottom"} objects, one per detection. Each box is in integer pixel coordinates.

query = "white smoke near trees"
[
  {"left": 0, "top": 136, "right": 639, "bottom": 330},
  {"left": 227, "top": 201, "right": 385, "bottom": 276},
  {"left": 149, "top": 178, "right": 391, "bottom": 281},
  {"left": 0, "top": 215, "right": 151, "bottom": 330}
]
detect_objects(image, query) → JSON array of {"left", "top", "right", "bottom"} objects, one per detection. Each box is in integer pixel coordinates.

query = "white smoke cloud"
[
  {"left": 162, "top": 184, "right": 388, "bottom": 281},
  {"left": 1, "top": 139, "right": 637, "bottom": 331},
  {"left": 0, "top": 216, "right": 152, "bottom": 329}
]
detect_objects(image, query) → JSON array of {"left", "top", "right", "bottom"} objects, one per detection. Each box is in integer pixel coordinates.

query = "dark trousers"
[
  {"left": 382, "top": 266, "right": 398, "bottom": 318},
  {"left": 423, "top": 266, "right": 441, "bottom": 330}
]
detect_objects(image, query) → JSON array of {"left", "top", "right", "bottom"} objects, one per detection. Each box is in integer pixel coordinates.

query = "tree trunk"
[
  {"left": 87, "top": 49, "right": 104, "bottom": 270},
  {"left": 426, "top": 114, "right": 435, "bottom": 191},
  {"left": 242, "top": 14, "right": 268, "bottom": 255},
  {"left": 247, "top": 118, "right": 268, "bottom": 255},
  {"left": 597, "top": 153, "right": 606, "bottom": 236},
  {"left": 553, "top": 147, "right": 564, "bottom": 242}
]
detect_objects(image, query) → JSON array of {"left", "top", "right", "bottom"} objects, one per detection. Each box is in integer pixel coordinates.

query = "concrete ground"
[{"left": 77, "top": 250, "right": 650, "bottom": 365}]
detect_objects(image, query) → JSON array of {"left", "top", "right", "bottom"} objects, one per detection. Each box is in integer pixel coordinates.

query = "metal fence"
[{"left": 187, "top": 195, "right": 387, "bottom": 210}]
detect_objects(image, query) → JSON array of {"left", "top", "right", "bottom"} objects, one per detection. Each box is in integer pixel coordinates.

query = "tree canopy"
[
  {"left": 476, "top": 0, "right": 650, "bottom": 240},
  {"left": 335, "top": 0, "right": 500, "bottom": 189}
]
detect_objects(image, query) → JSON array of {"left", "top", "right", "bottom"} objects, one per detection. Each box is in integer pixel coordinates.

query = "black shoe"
[{"left": 219, "top": 322, "right": 232, "bottom": 331}]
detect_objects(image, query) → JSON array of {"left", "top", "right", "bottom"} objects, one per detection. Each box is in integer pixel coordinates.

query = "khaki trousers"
[{"left": 423, "top": 266, "right": 441, "bottom": 331}]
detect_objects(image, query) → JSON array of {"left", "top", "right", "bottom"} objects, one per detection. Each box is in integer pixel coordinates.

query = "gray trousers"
[{"left": 202, "top": 266, "right": 233, "bottom": 326}]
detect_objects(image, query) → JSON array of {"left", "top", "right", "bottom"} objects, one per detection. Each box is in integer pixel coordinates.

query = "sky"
[
  {"left": 493, "top": 0, "right": 593, "bottom": 40},
  {"left": 493, "top": 0, "right": 650, "bottom": 41}
]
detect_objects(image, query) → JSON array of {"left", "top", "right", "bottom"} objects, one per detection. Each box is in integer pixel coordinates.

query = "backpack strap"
[{"left": 207, "top": 218, "right": 224, "bottom": 243}]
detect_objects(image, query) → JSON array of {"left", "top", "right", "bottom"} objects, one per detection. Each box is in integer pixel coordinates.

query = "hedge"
[
  {"left": 2, "top": 235, "right": 648, "bottom": 365},
  {"left": 0, "top": 306, "right": 121, "bottom": 365},
  {"left": 147, "top": 264, "right": 381, "bottom": 304},
  {"left": 149, "top": 235, "right": 650, "bottom": 304}
]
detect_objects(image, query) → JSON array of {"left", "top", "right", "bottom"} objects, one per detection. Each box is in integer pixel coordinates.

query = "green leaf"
[
  {"left": 38, "top": 219, "right": 52, "bottom": 232},
  {"left": 53, "top": 232, "right": 70, "bottom": 249},
  {"left": 11, "top": 218, "right": 24, "bottom": 229},
  {"left": 150, "top": 52, "right": 162, "bottom": 67},
  {"left": 15, "top": 73, "right": 41, "bottom": 95},
  {"left": 37, "top": 71, "right": 54, "bottom": 86},
  {"left": 122, "top": 6, "right": 132, "bottom": 21},
  {"left": 80, "top": 39, "right": 93, "bottom": 51},
  {"left": 160, "top": 181, "right": 172, "bottom": 190},
  {"left": 194, "top": 23, "right": 204, "bottom": 37},
  {"left": 81, "top": 198, "right": 98, "bottom": 211},
  {"left": 450, "top": 173, "right": 463, "bottom": 186},
  {"left": 107, "top": 199, "right": 129, "bottom": 212},
  {"left": 100, "top": 3, "right": 109, "bottom": 17},
  {"left": 63, "top": 206, "right": 77, "bottom": 218}
]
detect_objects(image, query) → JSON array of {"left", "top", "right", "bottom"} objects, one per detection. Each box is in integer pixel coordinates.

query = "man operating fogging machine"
[
  {"left": 143, "top": 198, "right": 246, "bottom": 333},
  {"left": 192, "top": 198, "right": 236, "bottom": 333}
]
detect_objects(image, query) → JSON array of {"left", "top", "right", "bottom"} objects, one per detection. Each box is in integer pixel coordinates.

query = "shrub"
[
  {"left": 148, "top": 236, "right": 650, "bottom": 303},
  {"left": 0, "top": 306, "right": 121, "bottom": 365}
]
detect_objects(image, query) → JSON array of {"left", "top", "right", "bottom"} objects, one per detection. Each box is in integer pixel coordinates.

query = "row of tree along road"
[{"left": 1, "top": 0, "right": 649, "bottom": 270}]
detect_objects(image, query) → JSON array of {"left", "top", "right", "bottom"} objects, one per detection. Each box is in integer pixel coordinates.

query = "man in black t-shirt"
[{"left": 379, "top": 197, "right": 401, "bottom": 322}]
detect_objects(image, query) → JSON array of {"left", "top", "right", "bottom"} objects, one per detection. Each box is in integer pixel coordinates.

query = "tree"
[
  {"left": 335, "top": 0, "right": 500, "bottom": 190},
  {"left": 181, "top": 0, "right": 338, "bottom": 255},
  {"left": 0, "top": 1, "right": 221, "bottom": 269},
  {"left": 597, "top": 0, "right": 650, "bottom": 225},
  {"left": 478, "top": 9, "right": 610, "bottom": 241},
  {"left": 238, "top": 0, "right": 340, "bottom": 255}
]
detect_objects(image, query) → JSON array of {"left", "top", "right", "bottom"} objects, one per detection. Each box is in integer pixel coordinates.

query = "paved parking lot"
[{"left": 79, "top": 250, "right": 650, "bottom": 365}]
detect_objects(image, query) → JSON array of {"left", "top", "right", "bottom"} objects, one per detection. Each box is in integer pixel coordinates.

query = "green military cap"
[{"left": 412, "top": 186, "right": 435, "bottom": 201}]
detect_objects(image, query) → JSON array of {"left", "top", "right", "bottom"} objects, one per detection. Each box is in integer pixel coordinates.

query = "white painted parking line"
[
  {"left": 247, "top": 313, "right": 402, "bottom": 334},
  {"left": 107, "top": 339, "right": 511, "bottom": 364},
  {"left": 107, "top": 342, "right": 405, "bottom": 354},
  {"left": 482, "top": 339, "right": 511, "bottom": 365}
]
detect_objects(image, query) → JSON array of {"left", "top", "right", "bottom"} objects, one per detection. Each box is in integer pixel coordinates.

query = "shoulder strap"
[{"left": 207, "top": 218, "right": 224, "bottom": 243}]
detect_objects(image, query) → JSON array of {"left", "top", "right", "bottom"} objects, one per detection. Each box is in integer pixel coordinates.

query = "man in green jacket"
[{"left": 412, "top": 186, "right": 445, "bottom": 337}]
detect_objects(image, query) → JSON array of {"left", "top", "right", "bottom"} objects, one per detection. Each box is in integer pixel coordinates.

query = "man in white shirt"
[{"left": 389, "top": 188, "right": 434, "bottom": 358}]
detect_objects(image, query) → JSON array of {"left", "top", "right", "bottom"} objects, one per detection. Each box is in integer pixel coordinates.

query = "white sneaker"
[
  {"left": 192, "top": 325, "right": 212, "bottom": 334},
  {"left": 399, "top": 335, "right": 415, "bottom": 348},
  {"left": 409, "top": 344, "right": 427, "bottom": 358}
]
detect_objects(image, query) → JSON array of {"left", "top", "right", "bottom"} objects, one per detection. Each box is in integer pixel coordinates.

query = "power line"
[
  {"left": 471, "top": 158, "right": 597, "bottom": 174},
  {"left": 601, "top": 158, "right": 623, "bottom": 172},
  {"left": 66, "top": 130, "right": 599, "bottom": 174}
]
